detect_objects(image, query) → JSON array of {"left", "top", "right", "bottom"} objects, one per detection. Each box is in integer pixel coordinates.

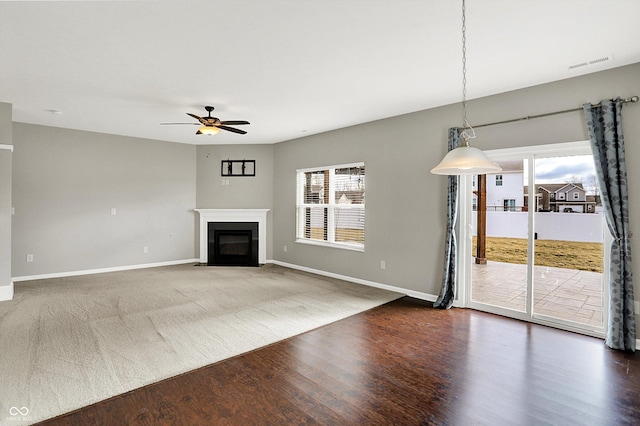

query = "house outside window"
[
  {"left": 573, "top": 192, "right": 580, "bottom": 200},
  {"left": 495, "top": 175, "right": 503, "bottom": 186},
  {"left": 503, "top": 199, "right": 516, "bottom": 212},
  {"left": 296, "top": 163, "right": 365, "bottom": 250}
]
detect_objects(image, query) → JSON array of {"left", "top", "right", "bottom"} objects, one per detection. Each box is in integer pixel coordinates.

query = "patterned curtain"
[
  {"left": 583, "top": 98, "right": 636, "bottom": 351},
  {"left": 434, "top": 128, "right": 462, "bottom": 309}
]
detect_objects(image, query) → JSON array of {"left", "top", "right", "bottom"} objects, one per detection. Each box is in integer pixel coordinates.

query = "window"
[
  {"left": 503, "top": 199, "right": 516, "bottom": 212},
  {"left": 573, "top": 192, "right": 580, "bottom": 200},
  {"left": 495, "top": 175, "right": 503, "bottom": 186},
  {"left": 558, "top": 192, "right": 565, "bottom": 200},
  {"left": 296, "top": 163, "right": 365, "bottom": 250}
]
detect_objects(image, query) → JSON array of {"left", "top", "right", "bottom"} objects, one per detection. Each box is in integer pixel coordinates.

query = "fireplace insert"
[{"left": 207, "top": 222, "right": 258, "bottom": 266}]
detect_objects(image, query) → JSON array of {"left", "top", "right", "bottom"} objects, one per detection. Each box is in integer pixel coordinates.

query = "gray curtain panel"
[
  {"left": 434, "top": 128, "right": 462, "bottom": 309},
  {"left": 583, "top": 97, "right": 636, "bottom": 351}
]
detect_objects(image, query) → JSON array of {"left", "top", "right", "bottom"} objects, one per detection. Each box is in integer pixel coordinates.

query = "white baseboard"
[
  {"left": 0, "top": 282, "right": 14, "bottom": 301},
  {"left": 12, "top": 259, "right": 200, "bottom": 282},
  {"left": 271, "top": 260, "right": 438, "bottom": 302}
]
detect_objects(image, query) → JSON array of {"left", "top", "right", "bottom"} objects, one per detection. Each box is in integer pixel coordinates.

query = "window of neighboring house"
[
  {"left": 472, "top": 197, "right": 477, "bottom": 211},
  {"left": 503, "top": 199, "right": 516, "bottom": 212},
  {"left": 558, "top": 192, "right": 565, "bottom": 200},
  {"left": 495, "top": 175, "right": 503, "bottom": 186},
  {"left": 296, "top": 163, "right": 365, "bottom": 251},
  {"left": 573, "top": 192, "right": 580, "bottom": 200}
]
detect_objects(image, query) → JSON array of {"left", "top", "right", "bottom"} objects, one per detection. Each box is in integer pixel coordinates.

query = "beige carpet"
[{"left": 0, "top": 264, "right": 402, "bottom": 424}]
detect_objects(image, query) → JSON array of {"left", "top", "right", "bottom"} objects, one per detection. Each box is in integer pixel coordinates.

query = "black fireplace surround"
[{"left": 207, "top": 222, "right": 259, "bottom": 266}]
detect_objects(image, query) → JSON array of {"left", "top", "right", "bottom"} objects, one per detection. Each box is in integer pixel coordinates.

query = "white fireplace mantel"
[{"left": 194, "top": 209, "right": 270, "bottom": 264}]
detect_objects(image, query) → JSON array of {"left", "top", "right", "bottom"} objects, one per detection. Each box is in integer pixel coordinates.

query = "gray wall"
[
  {"left": 195, "top": 144, "right": 274, "bottom": 260},
  {"left": 0, "top": 103, "right": 12, "bottom": 291},
  {"left": 12, "top": 124, "right": 197, "bottom": 277},
  {"left": 272, "top": 63, "right": 640, "bottom": 305},
  {"left": 273, "top": 105, "right": 454, "bottom": 292},
  {"left": 7, "top": 63, "right": 640, "bottom": 333}
]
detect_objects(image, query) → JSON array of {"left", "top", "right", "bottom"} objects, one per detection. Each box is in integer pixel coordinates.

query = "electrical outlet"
[
  {"left": 380, "top": 260, "right": 386, "bottom": 270},
  {"left": 635, "top": 301, "right": 640, "bottom": 315},
  {"left": 283, "top": 245, "right": 288, "bottom": 252},
  {"left": 111, "top": 208, "right": 117, "bottom": 215},
  {"left": 26, "top": 254, "right": 34, "bottom": 262},
  {"left": 143, "top": 246, "right": 149, "bottom": 253}
]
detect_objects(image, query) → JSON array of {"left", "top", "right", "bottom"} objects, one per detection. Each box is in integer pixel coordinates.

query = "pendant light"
[{"left": 431, "top": 0, "right": 501, "bottom": 175}]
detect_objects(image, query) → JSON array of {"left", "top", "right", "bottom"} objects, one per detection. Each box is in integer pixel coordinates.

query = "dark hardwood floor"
[{"left": 38, "top": 297, "right": 640, "bottom": 425}]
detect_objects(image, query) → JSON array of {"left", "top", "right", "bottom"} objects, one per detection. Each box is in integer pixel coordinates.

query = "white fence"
[
  {"left": 305, "top": 206, "right": 365, "bottom": 229},
  {"left": 471, "top": 211, "right": 605, "bottom": 243}
]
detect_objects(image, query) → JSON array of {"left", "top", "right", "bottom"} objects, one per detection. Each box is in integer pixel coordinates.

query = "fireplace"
[
  {"left": 208, "top": 222, "right": 258, "bottom": 266},
  {"left": 194, "top": 209, "right": 270, "bottom": 265}
]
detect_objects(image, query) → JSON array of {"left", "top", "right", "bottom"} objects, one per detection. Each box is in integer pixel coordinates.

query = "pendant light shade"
[{"left": 431, "top": 145, "right": 501, "bottom": 175}]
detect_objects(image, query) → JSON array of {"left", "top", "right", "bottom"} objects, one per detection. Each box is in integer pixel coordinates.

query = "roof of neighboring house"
[
  {"left": 524, "top": 183, "right": 585, "bottom": 194},
  {"left": 555, "top": 183, "right": 586, "bottom": 193}
]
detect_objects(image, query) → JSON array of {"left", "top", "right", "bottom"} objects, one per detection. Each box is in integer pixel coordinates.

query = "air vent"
[
  {"left": 568, "top": 62, "right": 588, "bottom": 70},
  {"left": 568, "top": 54, "right": 613, "bottom": 71},
  {"left": 588, "top": 56, "right": 610, "bottom": 65}
]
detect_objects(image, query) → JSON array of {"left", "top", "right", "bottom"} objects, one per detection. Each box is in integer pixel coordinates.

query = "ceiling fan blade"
[
  {"left": 220, "top": 120, "right": 250, "bottom": 126},
  {"left": 160, "top": 122, "right": 200, "bottom": 125},
  {"left": 218, "top": 125, "right": 247, "bottom": 135},
  {"left": 186, "top": 113, "right": 208, "bottom": 125}
]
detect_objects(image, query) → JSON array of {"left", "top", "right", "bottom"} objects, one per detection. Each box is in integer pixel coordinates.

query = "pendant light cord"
[{"left": 460, "top": 0, "right": 474, "bottom": 147}]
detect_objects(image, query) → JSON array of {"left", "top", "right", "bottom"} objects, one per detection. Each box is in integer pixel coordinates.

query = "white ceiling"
[{"left": 2, "top": 0, "right": 640, "bottom": 146}]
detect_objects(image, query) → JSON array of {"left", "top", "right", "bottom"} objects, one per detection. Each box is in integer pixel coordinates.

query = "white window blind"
[{"left": 296, "top": 163, "right": 365, "bottom": 250}]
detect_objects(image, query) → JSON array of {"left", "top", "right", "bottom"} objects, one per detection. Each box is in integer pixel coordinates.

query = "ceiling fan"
[{"left": 161, "top": 106, "right": 250, "bottom": 135}]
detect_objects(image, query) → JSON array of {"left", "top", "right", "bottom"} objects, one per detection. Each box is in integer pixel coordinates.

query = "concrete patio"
[{"left": 471, "top": 260, "right": 604, "bottom": 328}]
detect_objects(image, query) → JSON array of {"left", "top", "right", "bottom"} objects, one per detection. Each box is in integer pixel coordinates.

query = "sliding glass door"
[{"left": 461, "top": 141, "right": 608, "bottom": 337}]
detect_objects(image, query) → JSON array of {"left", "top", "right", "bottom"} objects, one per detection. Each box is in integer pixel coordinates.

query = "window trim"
[
  {"left": 296, "top": 162, "right": 365, "bottom": 251},
  {"left": 295, "top": 237, "right": 365, "bottom": 252}
]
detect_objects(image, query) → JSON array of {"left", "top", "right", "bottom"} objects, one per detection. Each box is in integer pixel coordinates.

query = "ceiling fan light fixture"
[{"left": 198, "top": 126, "right": 220, "bottom": 136}]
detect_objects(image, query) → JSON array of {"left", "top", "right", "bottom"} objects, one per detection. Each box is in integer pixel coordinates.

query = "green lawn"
[{"left": 472, "top": 237, "right": 603, "bottom": 273}]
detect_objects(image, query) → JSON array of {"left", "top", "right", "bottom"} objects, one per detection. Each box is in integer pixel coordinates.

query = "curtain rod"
[{"left": 468, "top": 95, "right": 639, "bottom": 130}]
